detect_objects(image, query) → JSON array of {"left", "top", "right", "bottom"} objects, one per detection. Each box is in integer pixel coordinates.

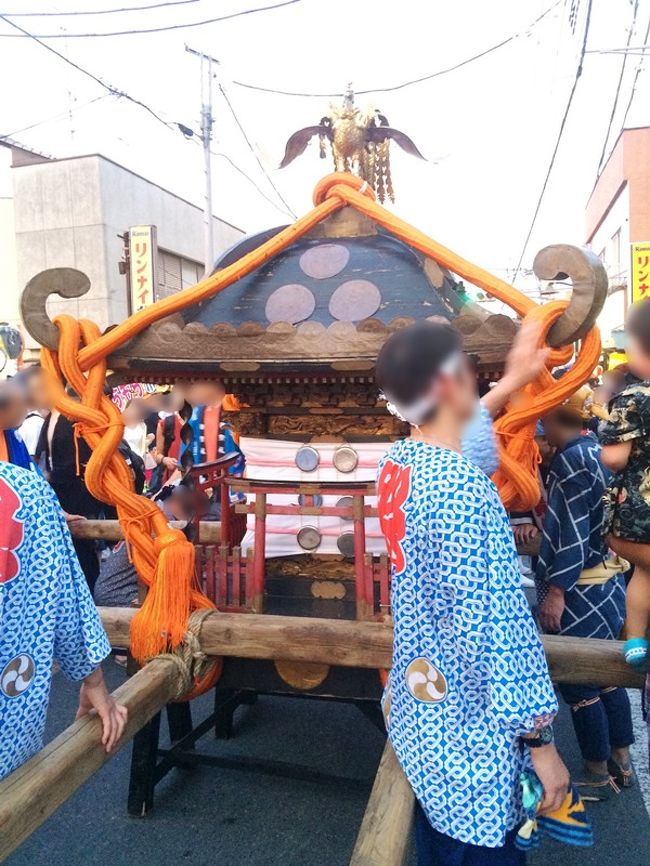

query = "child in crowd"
[{"left": 600, "top": 298, "right": 650, "bottom": 669}]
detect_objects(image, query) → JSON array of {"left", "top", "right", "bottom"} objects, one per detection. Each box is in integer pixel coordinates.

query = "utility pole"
[{"left": 185, "top": 45, "right": 219, "bottom": 273}]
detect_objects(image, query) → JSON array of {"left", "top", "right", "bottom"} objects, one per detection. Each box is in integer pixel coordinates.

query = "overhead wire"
[
  {"left": 0, "top": 0, "right": 302, "bottom": 37},
  {"left": 218, "top": 83, "right": 297, "bottom": 218},
  {"left": 595, "top": 0, "right": 640, "bottom": 177},
  {"left": 619, "top": 12, "right": 650, "bottom": 131},
  {"left": 230, "top": 0, "right": 563, "bottom": 97},
  {"left": 0, "top": 15, "right": 294, "bottom": 218},
  {"left": 513, "top": 0, "right": 594, "bottom": 282},
  {"left": 1, "top": 95, "right": 109, "bottom": 138},
  {"left": 3, "top": 0, "right": 202, "bottom": 15},
  {"left": 0, "top": 13, "right": 175, "bottom": 131},
  {"left": 212, "top": 150, "right": 294, "bottom": 219}
]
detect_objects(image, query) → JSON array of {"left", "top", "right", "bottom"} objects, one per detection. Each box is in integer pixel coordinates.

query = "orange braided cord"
[
  {"left": 43, "top": 318, "right": 222, "bottom": 694},
  {"left": 492, "top": 304, "right": 601, "bottom": 511}
]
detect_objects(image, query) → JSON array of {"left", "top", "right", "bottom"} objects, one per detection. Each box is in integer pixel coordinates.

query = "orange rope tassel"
[{"left": 130, "top": 529, "right": 194, "bottom": 661}]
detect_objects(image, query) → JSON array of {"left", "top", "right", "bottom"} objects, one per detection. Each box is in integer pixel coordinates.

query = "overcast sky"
[{"left": 1, "top": 0, "right": 648, "bottom": 297}]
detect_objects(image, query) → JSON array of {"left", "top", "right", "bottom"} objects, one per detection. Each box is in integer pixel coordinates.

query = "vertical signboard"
[
  {"left": 630, "top": 241, "right": 650, "bottom": 304},
  {"left": 129, "top": 225, "right": 157, "bottom": 312}
]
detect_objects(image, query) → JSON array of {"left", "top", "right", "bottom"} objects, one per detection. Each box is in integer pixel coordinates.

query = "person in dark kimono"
[
  {"left": 34, "top": 383, "right": 109, "bottom": 592},
  {"left": 538, "top": 389, "right": 635, "bottom": 798}
]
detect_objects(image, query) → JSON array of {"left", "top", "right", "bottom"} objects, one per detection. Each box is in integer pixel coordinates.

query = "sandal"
[
  {"left": 607, "top": 759, "right": 636, "bottom": 789},
  {"left": 574, "top": 771, "right": 620, "bottom": 801}
]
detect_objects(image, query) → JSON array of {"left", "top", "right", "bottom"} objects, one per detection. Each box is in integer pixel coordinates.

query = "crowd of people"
[
  {"left": 375, "top": 301, "right": 650, "bottom": 865},
  {"left": 0, "top": 299, "right": 649, "bottom": 865}
]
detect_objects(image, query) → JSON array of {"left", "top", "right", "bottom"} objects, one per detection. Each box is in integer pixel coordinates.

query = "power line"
[
  {"left": 231, "top": 0, "right": 563, "bottom": 97},
  {"left": 0, "top": 13, "right": 174, "bottom": 131},
  {"left": 1, "top": 94, "right": 109, "bottom": 138},
  {"left": 513, "top": 0, "right": 594, "bottom": 282},
  {"left": 3, "top": 0, "right": 201, "bottom": 15},
  {"left": 0, "top": 0, "right": 302, "bottom": 37},
  {"left": 219, "top": 83, "right": 297, "bottom": 219},
  {"left": 212, "top": 150, "right": 295, "bottom": 218},
  {"left": 595, "top": 0, "right": 639, "bottom": 177},
  {"left": 0, "top": 15, "right": 296, "bottom": 218},
  {"left": 619, "top": 13, "right": 650, "bottom": 130}
]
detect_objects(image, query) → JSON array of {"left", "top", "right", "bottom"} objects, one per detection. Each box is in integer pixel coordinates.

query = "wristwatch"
[{"left": 522, "top": 724, "right": 554, "bottom": 748}]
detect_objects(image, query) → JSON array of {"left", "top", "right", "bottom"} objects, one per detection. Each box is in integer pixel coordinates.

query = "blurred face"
[
  {"left": 437, "top": 356, "right": 477, "bottom": 424},
  {"left": 626, "top": 335, "right": 650, "bottom": 379},
  {"left": 0, "top": 384, "right": 27, "bottom": 430},
  {"left": 187, "top": 380, "right": 226, "bottom": 407},
  {"left": 541, "top": 412, "right": 581, "bottom": 448},
  {"left": 121, "top": 402, "right": 141, "bottom": 425},
  {"left": 26, "top": 369, "right": 50, "bottom": 412}
]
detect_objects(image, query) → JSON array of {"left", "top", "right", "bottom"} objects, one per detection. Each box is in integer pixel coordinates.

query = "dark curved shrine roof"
[{"left": 107, "top": 211, "right": 517, "bottom": 381}]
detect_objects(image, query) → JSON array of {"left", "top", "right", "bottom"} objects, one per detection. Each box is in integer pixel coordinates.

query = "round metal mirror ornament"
[
  {"left": 333, "top": 445, "right": 359, "bottom": 473},
  {"left": 295, "top": 445, "right": 320, "bottom": 472},
  {"left": 298, "top": 493, "right": 323, "bottom": 507},
  {"left": 297, "top": 525, "right": 322, "bottom": 551},
  {"left": 337, "top": 531, "right": 356, "bottom": 557},
  {"left": 336, "top": 495, "right": 353, "bottom": 516}
]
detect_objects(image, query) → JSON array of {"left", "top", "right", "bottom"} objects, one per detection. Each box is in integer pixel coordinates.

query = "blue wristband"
[{"left": 623, "top": 637, "right": 648, "bottom": 670}]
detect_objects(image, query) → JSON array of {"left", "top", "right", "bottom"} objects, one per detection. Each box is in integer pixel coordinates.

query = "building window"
[{"left": 157, "top": 250, "right": 204, "bottom": 300}]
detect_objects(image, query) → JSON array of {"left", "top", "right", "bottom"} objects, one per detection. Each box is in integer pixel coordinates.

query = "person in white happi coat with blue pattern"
[
  {"left": 376, "top": 320, "right": 569, "bottom": 866},
  {"left": 0, "top": 461, "right": 127, "bottom": 780}
]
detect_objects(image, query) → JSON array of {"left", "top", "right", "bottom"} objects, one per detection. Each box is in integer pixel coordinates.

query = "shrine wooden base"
[{"left": 127, "top": 656, "right": 385, "bottom": 818}]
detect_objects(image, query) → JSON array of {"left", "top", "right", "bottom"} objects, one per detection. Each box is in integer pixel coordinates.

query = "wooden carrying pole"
[
  {"left": 1, "top": 611, "right": 643, "bottom": 862},
  {"left": 99, "top": 608, "right": 646, "bottom": 688},
  {"left": 349, "top": 742, "right": 414, "bottom": 866},
  {"left": 68, "top": 519, "right": 221, "bottom": 544},
  {"left": 0, "top": 658, "right": 179, "bottom": 863}
]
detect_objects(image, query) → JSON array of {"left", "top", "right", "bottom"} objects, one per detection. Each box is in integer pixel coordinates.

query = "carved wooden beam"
[{"left": 20, "top": 268, "right": 91, "bottom": 350}]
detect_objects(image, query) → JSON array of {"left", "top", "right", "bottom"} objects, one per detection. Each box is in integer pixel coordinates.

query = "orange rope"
[{"left": 41, "top": 172, "right": 600, "bottom": 688}]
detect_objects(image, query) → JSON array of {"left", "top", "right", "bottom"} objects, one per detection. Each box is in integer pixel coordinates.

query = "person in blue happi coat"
[{"left": 538, "top": 388, "right": 635, "bottom": 799}]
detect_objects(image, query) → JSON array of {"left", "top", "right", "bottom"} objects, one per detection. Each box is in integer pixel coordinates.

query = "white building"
[{"left": 0, "top": 140, "right": 242, "bottom": 355}]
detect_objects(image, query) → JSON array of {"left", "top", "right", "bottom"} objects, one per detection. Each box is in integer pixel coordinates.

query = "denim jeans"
[{"left": 415, "top": 805, "right": 526, "bottom": 866}]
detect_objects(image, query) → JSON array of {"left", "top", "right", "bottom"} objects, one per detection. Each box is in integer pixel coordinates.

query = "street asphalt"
[{"left": 5, "top": 658, "right": 649, "bottom": 866}]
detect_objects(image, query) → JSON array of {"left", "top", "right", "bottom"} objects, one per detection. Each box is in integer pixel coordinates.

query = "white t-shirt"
[
  {"left": 17, "top": 412, "right": 44, "bottom": 457},
  {"left": 123, "top": 422, "right": 147, "bottom": 460}
]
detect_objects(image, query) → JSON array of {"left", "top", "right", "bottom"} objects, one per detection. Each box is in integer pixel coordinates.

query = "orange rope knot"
[
  {"left": 312, "top": 172, "right": 376, "bottom": 206},
  {"left": 492, "top": 301, "right": 601, "bottom": 512}
]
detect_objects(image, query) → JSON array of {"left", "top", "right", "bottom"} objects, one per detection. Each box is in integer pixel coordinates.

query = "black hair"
[
  {"left": 552, "top": 408, "right": 583, "bottom": 431},
  {"left": 375, "top": 320, "right": 462, "bottom": 408},
  {"left": 628, "top": 298, "right": 650, "bottom": 355}
]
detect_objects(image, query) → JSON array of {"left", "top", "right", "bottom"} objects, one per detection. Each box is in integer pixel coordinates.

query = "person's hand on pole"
[
  {"left": 538, "top": 585, "right": 566, "bottom": 634},
  {"left": 76, "top": 667, "right": 128, "bottom": 753}
]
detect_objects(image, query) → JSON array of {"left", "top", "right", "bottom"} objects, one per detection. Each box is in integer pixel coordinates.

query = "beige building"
[{"left": 0, "top": 140, "right": 242, "bottom": 354}]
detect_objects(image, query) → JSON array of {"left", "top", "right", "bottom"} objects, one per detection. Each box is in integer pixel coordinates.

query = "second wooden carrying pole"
[{"left": 0, "top": 610, "right": 644, "bottom": 864}]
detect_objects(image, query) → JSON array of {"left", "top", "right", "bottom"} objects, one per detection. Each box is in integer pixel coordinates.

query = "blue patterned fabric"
[
  {"left": 5, "top": 429, "right": 32, "bottom": 471},
  {"left": 0, "top": 462, "right": 110, "bottom": 779},
  {"left": 461, "top": 401, "right": 499, "bottom": 476},
  {"left": 377, "top": 440, "right": 557, "bottom": 848},
  {"left": 536, "top": 434, "right": 626, "bottom": 639}
]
